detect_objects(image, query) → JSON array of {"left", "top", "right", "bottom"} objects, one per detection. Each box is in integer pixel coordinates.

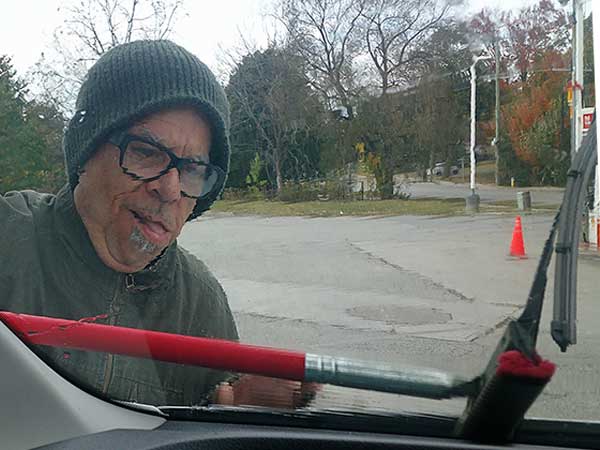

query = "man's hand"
[{"left": 214, "top": 375, "right": 321, "bottom": 409}]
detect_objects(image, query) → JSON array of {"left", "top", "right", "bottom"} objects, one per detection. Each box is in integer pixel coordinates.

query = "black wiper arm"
[
  {"left": 157, "top": 404, "right": 457, "bottom": 437},
  {"left": 454, "top": 214, "right": 560, "bottom": 443},
  {"left": 115, "top": 400, "right": 169, "bottom": 417},
  {"left": 456, "top": 121, "right": 597, "bottom": 443},
  {"left": 552, "top": 120, "right": 597, "bottom": 352},
  {"left": 454, "top": 132, "right": 593, "bottom": 442}
]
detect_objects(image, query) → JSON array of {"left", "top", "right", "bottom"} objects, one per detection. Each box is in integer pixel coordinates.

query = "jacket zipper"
[{"left": 101, "top": 274, "right": 127, "bottom": 394}]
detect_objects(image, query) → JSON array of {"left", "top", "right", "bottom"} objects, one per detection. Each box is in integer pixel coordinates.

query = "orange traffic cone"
[{"left": 509, "top": 216, "right": 527, "bottom": 258}]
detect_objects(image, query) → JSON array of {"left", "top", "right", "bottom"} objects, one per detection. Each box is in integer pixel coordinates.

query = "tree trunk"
[
  {"left": 380, "top": 170, "right": 394, "bottom": 199},
  {"left": 428, "top": 150, "right": 435, "bottom": 182},
  {"left": 494, "top": 142, "right": 500, "bottom": 186},
  {"left": 274, "top": 150, "right": 283, "bottom": 195},
  {"left": 379, "top": 148, "right": 394, "bottom": 200},
  {"left": 381, "top": 71, "right": 388, "bottom": 96}
]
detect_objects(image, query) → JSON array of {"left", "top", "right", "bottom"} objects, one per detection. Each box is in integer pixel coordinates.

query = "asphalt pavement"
[
  {"left": 404, "top": 181, "right": 565, "bottom": 205},
  {"left": 179, "top": 209, "right": 599, "bottom": 421}
]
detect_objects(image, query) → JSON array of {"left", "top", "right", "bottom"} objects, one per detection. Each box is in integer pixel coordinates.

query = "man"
[{"left": 0, "top": 40, "right": 312, "bottom": 407}]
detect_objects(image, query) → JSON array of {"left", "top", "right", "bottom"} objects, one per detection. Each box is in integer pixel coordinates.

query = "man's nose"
[{"left": 145, "top": 168, "right": 182, "bottom": 203}]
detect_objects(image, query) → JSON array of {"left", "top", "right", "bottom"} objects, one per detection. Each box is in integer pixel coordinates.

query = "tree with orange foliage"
[
  {"left": 501, "top": 0, "right": 569, "bottom": 82},
  {"left": 469, "top": 0, "right": 571, "bottom": 186},
  {"left": 502, "top": 66, "right": 570, "bottom": 185}
]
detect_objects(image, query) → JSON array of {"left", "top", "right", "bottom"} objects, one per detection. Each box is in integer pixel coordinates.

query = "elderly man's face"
[{"left": 74, "top": 107, "right": 212, "bottom": 273}]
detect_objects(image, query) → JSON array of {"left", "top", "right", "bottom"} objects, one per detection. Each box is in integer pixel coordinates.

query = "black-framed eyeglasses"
[{"left": 108, "top": 131, "right": 224, "bottom": 200}]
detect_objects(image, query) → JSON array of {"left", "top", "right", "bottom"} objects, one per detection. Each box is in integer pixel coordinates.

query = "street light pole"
[
  {"left": 494, "top": 39, "right": 501, "bottom": 186},
  {"left": 466, "top": 54, "right": 492, "bottom": 212},
  {"left": 470, "top": 59, "right": 478, "bottom": 194}
]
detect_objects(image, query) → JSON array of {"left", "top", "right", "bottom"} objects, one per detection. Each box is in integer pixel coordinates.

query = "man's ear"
[
  {"left": 73, "top": 165, "right": 88, "bottom": 196},
  {"left": 72, "top": 162, "right": 91, "bottom": 210}
]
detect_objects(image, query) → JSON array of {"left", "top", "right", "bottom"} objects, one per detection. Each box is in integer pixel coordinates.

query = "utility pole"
[
  {"left": 570, "top": 0, "right": 585, "bottom": 160},
  {"left": 566, "top": 0, "right": 600, "bottom": 249},
  {"left": 591, "top": 2, "right": 599, "bottom": 248},
  {"left": 567, "top": 0, "right": 599, "bottom": 247}
]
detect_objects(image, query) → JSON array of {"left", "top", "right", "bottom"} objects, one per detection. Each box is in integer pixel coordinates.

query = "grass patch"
[
  {"left": 487, "top": 199, "right": 518, "bottom": 208},
  {"left": 485, "top": 199, "right": 560, "bottom": 211},
  {"left": 211, "top": 198, "right": 466, "bottom": 217},
  {"left": 480, "top": 200, "right": 560, "bottom": 214},
  {"left": 449, "top": 160, "right": 496, "bottom": 184}
]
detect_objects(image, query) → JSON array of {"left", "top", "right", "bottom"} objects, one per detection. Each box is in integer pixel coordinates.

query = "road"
[
  {"left": 179, "top": 211, "right": 599, "bottom": 421},
  {"left": 404, "top": 181, "right": 564, "bottom": 205}
]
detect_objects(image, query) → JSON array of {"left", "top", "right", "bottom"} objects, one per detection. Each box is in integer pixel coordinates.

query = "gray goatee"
[{"left": 130, "top": 227, "right": 160, "bottom": 254}]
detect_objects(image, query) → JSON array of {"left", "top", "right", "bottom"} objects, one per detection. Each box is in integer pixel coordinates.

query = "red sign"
[{"left": 583, "top": 108, "right": 595, "bottom": 130}]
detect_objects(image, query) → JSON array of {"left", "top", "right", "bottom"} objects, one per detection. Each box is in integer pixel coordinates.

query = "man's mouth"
[{"left": 130, "top": 210, "right": 170, "bottom": 245}]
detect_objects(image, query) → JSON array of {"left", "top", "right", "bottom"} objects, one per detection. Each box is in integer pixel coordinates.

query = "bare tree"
[
  {"left": 360, "top": 0, "right": 455, "bottom": 95},
  {"left": 412, "top": 74, "right": 466, "bottom": 179},
  {"left": 226, "top": 45, "right": 321, "bottom": 194},
  {"left": 278, "top": 0, "right": 365, "bottom": 118},
  {"left": 30, "top": 0, "right": 185, "bottom": 113}
]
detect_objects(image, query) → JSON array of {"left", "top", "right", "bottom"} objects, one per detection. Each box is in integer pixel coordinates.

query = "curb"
[{"left": 579, "top": 244, "right": 600, "bottom": 261}]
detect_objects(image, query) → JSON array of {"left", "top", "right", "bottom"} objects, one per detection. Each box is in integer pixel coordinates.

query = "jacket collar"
[{"left": 54, "top": 184, "right": 177, "bottom": 292}]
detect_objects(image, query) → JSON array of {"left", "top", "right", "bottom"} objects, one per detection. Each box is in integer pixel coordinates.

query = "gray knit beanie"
[{"left": 63, "top": 39, "right": 230, "bottom": 220}]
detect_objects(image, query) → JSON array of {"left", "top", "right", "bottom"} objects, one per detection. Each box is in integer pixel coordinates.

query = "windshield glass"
[{"left": 0, "top": 0, "right": 597, "bottom": 427}]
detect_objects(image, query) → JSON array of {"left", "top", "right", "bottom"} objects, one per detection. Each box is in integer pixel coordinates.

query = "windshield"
[{"left": 0, "top": 0, "right": 597, "bottom": 431}]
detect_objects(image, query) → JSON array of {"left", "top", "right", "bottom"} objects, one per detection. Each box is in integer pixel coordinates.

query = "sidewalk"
[
  {"left": 579, "top": 243, "right": 600, "bottom": 261},
  {"left": 405, "top": 180, "right": 564, "bottom": 205},
  {"left": 438, "top": 179, "right": 565, "bottom": 192}
]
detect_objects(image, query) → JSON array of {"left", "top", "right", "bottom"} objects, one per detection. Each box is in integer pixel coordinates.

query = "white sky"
[
  {"left": 1, "top": 0, "right": 556, "bottom": 78},
  {"left": 1, "top": 0, "right": 275, "bottom": 76}
]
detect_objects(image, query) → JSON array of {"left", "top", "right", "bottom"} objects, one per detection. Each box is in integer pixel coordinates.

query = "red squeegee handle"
[{"left": 0, "top": 312, "right": 306, "bottom": 381}]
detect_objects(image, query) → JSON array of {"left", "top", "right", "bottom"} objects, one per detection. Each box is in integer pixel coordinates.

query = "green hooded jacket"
[{"left": 0, "top": 185, "right": 238, "bottom": 406}]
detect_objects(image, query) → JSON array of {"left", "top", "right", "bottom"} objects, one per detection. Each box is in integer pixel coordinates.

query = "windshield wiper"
[
  {"left": 156, "top": 404, "right": 457, "bottom": 438},
  {"left": 552, "top": 119, "right": 597, "bottom": 352},
  {"left": 115, "top": 400, "right": 169, "bottom": 417},
  {"left": 455, "top": 121, "right": 597, "bottom": 443},
  {"left": 454, "top": 212, "right": 559, "bottom": 443}
]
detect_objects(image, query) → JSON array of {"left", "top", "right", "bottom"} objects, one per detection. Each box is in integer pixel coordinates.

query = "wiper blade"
[
  {"left": 455, "top": 121, "right": 598, "bottom": 443},
  {"left": 455, "top": 180, "right": 567, "bottom": 442},
  {"left": 115, "top": 400, "right": 169, "bottom": 417},
  {"left": 156, "top": 404, "right": 457, "bottom": 438},
  {"left": 552, "top": 120, "right": 597, "bottom": 352},
  {"left": 0, "top": 311, "right": 475, "bottom": 401}
]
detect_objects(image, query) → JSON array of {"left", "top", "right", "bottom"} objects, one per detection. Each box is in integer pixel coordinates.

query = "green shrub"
[
  {"left": 497, "top": 132, "right": 533, "bottom": 186},
  {"left": 221, "top": 187, "right": 265, "bottom": 201},
  {"left": 278, "top": 182, "right": 318, "bottom": 202},
  {"left": 319, "top": 180, "right": 348, "bottom": 201}
]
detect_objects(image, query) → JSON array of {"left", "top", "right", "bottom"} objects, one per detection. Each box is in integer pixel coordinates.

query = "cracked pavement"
[{"left": 179, "top": 212, "right": 600, "bottom": 420}]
